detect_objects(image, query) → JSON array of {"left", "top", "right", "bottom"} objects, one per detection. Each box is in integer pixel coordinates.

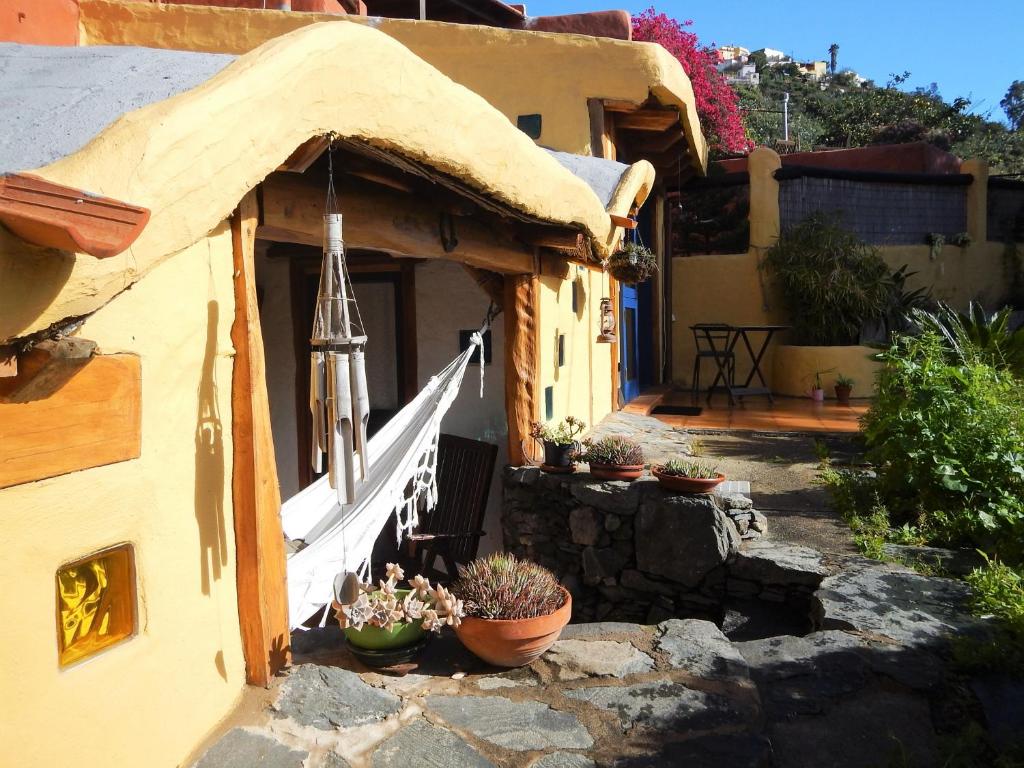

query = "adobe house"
[{"left": 0, "top": 14, "right": 706, "bottom": 768}]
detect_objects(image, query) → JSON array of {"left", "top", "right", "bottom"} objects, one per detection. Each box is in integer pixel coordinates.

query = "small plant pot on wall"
[
  {"left": 589, "top": 463, "right": 644, "bottom": 481},
  {"left": 578, "top": 435, "right": 646, "bottom": 482},
  {"left": 452, "top": 555, "right": 572, "bottom": 668},
  {"left": 529, "top": 417, "right": 586, "bottom": 473},
  {"left": 651, "top": 458, "right": 725, "bottom": 494}
]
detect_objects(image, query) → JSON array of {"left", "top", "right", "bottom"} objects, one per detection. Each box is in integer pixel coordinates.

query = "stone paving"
[{"left": 193, "top": 545, "right": 1015, "bottom": 768}]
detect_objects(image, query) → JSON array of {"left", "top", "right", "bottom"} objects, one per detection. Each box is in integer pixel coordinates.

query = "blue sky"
[{"left": 525, "top": 0, "right": 1022, "bottom": 123}]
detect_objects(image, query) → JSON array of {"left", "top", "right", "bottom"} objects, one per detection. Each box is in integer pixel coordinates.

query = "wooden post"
[
  {"left": 504, "top": 273, "right": 539, "bottom": 466},
  {"left": 230, "top": 189, "right": 290, "bottom": 686},
  {"left": 609, "top": 275, "right": 620, "bottom": 412}
]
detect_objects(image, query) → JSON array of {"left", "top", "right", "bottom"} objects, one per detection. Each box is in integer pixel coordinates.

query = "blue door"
[{"left": 620, "top": 283, "right": 640, "bottom": 402}]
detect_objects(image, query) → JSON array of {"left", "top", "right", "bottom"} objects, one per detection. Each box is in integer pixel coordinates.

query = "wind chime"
[{"left": 309, "top": 145, "right": 371, "bottom": 508}]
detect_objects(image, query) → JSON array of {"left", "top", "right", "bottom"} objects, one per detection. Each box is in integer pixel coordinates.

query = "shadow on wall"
[
  {"left": 195, "top": 299, "right": 227, "bottom": 595},
  {"left": 0, "top": 229, "right": 75, "bottom": 341}
]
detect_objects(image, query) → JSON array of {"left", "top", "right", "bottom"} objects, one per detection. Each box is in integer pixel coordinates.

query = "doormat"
[{"left": 651, "top": 405, "right": 703, "bottom": 416}]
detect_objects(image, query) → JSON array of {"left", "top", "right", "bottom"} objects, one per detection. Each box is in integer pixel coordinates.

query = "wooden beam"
[
  {"left": 588, "top": 98, "right": 606, "bottom": 159},
  {"left": 0, "top": 337, "right": 96, "bottom": 402},
  {"left": 278, "top": 136, "right": 330, "bottom": 173},
  {"left": 259, "top": 174, "right": 534, "bottom": 275},
  {"left": 609, "top": 214, "right": 637, "bottom": 229},
  {"left": 462, "top": 265, "right": 505, "bottom": 309},
  {"left": 0, "top": 353, "right": 141, "bottom": 489},
  {"left": 616, "top": 109, "right": 680, "bottom": 132},
  {"left": 610, "top": 275, "right": 620, "bottom": 412},
  {"left": 505, "top": 274, "right": 538, "bottom": 466},
  {"left": 346, "top": 169, "right": 416, "bottom": 194},
  {"left": 230, "top": 189, "right": 290, "bottom": 686},
  {"left": 603, "top": 99, "right": 643, "bottom": 113}
]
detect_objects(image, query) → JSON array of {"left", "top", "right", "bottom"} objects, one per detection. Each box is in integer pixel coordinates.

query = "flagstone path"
[{"left": 192, "top": 547, "right": 1013, "bottom": 768}]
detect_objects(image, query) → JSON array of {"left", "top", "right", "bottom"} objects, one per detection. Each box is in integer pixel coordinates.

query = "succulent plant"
[
  {"left": 335, "top": 563, "right": 463, "bottom": 632},
  {"left": 530, "top": 416, "right": 586, "bottom": 446},
  {"left": 657, "top": 458, "right": 720, "bottom": 479},
  {"left": 578, "top": 435, "right": 644, "bottom": 466},
  {"left": 452, "top": 553, "right": 566, "bottom": 620}
]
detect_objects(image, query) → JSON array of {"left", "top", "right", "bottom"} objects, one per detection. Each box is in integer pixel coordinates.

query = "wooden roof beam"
[{"left": 615, "top": 109, "right": 681, "bottom": 132}]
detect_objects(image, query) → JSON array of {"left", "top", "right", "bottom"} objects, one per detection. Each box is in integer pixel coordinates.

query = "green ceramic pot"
[{"left": 342, "top": 588, "right": 426, "bottom": 650}]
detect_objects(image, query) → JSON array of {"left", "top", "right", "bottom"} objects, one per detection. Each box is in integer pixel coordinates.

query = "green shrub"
[
  {"left": 761, "top": 212, "right": 893, "bottom": 345},
  {"left": 862, "top": 332, "right": 1024, "bottom": 561},
  {"left": 954, "top": 557, "right": 1024, "bottom": 679}
]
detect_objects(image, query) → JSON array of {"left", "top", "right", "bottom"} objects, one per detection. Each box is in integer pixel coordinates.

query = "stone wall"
[{"left": 503, "top": 467, "right": 825, "bottom": 625}]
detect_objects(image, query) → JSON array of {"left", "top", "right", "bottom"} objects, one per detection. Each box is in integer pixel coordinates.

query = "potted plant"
[
  {"left": 333, "top": 563, "right": 463, "bottom": 668},
  {"left": 651, "top": 458, "right": 725, "bottom": 494},
  {"left": 834, "top": 373, "right": 854, "bottom": 405},
  {"left": 606, "top": 241, "right": 657, "bottom": 285},
  {"left": 809, "top": 370, "right": 827, "bottom": 402},
  {"left": 452, "top": 553, "right": 571, "bottom": 668},
  {"left": 529, "top": 416, "right": 585, "bottom": 472},
  {"left": 577, "top": 435, "right": 645, "bottom": 481}
]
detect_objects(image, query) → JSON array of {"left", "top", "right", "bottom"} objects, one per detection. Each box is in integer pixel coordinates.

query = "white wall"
[{"left": 415, "top": 260, "right": 507, "bottom": 555}]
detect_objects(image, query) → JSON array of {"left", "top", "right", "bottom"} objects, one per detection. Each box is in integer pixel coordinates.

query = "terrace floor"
[{"left": 624, "top": 388, "right": 869, "bottom": 434}]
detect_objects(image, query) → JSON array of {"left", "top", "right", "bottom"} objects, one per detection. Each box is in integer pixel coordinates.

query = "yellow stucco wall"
[
  {"left": 538, "top": 265, "right": 613, "bottom": 433},
  {"left": 671, "top": 148, "right": 1012, "bottom": 391},
  {"left": 0, "top": 226, "right": 245, "bottom": 767},
  {"left": 771, "top": 345, "right": 881, "bottom": 399},
  {"left": 77, "top": 0, "right": 706, "bottom": 167}
]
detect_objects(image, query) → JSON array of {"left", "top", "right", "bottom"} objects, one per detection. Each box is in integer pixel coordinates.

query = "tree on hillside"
[
  {"left": 1003, "top": 80, "right": 1024, "bottom": 131},
  {"left": 632, "top": 8, "right": 751, "bottom": 155},
  {"left": 828, "top": 43, "right": 839, "bottom": 76}
]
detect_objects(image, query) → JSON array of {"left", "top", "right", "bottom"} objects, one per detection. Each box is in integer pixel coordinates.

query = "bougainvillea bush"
[{"left": 632, "top": 8, "right": 751, "bottom": 156}]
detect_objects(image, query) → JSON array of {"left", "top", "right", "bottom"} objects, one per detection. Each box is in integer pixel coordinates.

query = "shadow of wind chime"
[{"left": 309, "top": 146, "right": 371, "bottom": 507}]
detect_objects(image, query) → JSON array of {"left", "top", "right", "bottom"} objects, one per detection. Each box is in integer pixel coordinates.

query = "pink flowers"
[
  {"left": 335, "top": 563, "right": 464, "bottom": 633},
  {"left": 632, "top": 8, "right": 751, "bottom": 156}
]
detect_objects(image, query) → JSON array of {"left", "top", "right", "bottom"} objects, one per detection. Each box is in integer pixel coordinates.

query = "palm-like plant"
[{"left": 911, "top": 301, "right": 1024, "bottom": 376}]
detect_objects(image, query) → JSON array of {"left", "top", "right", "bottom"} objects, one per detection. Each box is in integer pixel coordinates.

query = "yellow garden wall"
[
  {"left": 771, "top": 345, "right": 881, "bottom": 399},
  {"left": 0, "top": 226, "right": 246, "bottom": 768},
  {"left": 538, "top": 265, "right": 613, "bottom": 434}
]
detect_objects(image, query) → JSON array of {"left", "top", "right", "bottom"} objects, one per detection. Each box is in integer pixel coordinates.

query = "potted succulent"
[
  {"left": 651, "top": 458, "right": 725, "bottom": 494},
  {"left": 606, "top": 241, "right": 657, "bottom": 285},
  {"left": 452, "top": 553, "right": 571, "bottom": 668},
  {"left": 333, "top": 563, "right": 463, "bottom": 668},
  {"left": 577, "top": 435, "right": 645, "bottom": 481},
  {"left": 529, "top": 416, "right": 586, "bottom": 472},
  {"left": 834, "top": 373, "right": 854, "bottom": 405}
]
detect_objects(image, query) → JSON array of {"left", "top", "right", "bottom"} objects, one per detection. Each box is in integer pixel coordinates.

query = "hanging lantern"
[
  {"left": 597, "top": 297, "right": 616, "bottom": 343},
  {"left": 309, "top": 149, "right": 370, "bottom": 507}
]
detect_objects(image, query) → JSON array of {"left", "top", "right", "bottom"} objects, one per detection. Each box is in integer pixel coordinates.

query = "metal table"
[{"left": 698, "top": 324, "right": 789, "bottom": 406}]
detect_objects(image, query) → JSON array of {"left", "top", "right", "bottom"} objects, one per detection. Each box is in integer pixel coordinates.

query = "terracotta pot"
[
  {"left": 835, "top": 384, "right": 852, "bottom": 404},
  {"left": 652, "top": 467, "right": 726, "bottom": 494},
  {"left": 455, "top": 587, "right": 572, "bottom": 668},
  {"left": 589, "top": 463, "right": 644, "bottom": 481}
]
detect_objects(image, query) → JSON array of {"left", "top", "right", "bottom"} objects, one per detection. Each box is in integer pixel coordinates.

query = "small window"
[
  {"left": 557, "top": 334, "right": 566, "bottom": 368},
  {"left": 517, "top": 114, "right": 542, "bottom": 140},
  {"left": 56, "top": 544, "right": 137, "bottom": 667},
  {"left": 459, "top": 329, "right": 492, "bottom": 365},
  {"left": 544, "top": 386, "right": 554, "bottom": 421}
]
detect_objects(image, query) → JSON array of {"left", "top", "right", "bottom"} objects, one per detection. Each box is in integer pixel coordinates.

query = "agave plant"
[
  {"left": 453, "top": 553, "right": 565, "bottom": 621},
  {"left": 578, "top": 436, "right": 644, "bottom": 466},
  {"left": 911, "top": 301, "right": 1024, "bottom": 376}
]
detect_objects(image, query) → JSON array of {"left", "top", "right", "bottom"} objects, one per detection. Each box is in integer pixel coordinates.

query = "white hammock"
[{"left": 283, "top": 331, "right": 486, "bottom": 630}]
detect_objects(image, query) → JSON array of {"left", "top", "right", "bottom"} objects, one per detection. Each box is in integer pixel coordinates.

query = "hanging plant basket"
[{"left": 606, "top": 242, "right": 657, "bottom": 284}]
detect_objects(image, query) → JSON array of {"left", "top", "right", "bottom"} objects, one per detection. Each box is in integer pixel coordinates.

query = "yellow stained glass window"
[{"left": 56, "top": 544, "right": 136, "bottom": 667}]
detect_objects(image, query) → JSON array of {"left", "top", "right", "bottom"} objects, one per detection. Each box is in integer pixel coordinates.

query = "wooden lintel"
[
  {"left": 523, "top": 230, "right": 585, "bottom": 251},
  {"left": 278, "top": 136, "right": 331, "bottom": 173},
  {"left": 603, "top": 99, "right": 643, "bottom": 113},
  {"left": 260, "top": 174, "right": 534, "bottom": 275},
  {"left": 505, "top": 274, "right": 539, "bottom": 466},
  {"left": 0, "top": 337, "right": 97, "bottom": 403},
  {"left": 231, "top": 189, "right": 290, "bottom": 686},
  {"left": 615, "top": 109, "right": 680, "bottom": 132},
  {"left": 0, "top": 353, "right": 141, "bottom": 489},
  {"left": 609, "top": 214, "right": 637, "bottom": 229}
]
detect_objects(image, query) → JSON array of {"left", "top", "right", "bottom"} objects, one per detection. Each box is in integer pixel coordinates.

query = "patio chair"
[
  {"left": 403, "top": 433, "right": 498, "bottom": 582},
  {"left": 691, "top": 324, "right": 735, "bottom": 404}
]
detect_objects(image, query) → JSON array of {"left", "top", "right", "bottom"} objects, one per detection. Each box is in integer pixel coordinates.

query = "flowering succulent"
[
  {"left": 453, "top": 553, "right": 566, "bottom": 621},
  {"left": 530, "top": 416, "right": 586, "bottom": 446},
  {"left": 336, "top": 563, "right": 463, "bottom": 633},
  {"left": 578, "top": 436, "right": 645, "bottom": 466},
  {"left": 657, "top": 458, "right": 720, "bottom": 479}
]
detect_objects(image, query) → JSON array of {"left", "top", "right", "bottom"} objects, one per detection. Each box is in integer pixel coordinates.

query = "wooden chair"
[
  {"left": 691, "top": 324, "right": 735, "bottom": 404},
  {"left": 404, "top": 433, "right": 498, "bottom": 582}
]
